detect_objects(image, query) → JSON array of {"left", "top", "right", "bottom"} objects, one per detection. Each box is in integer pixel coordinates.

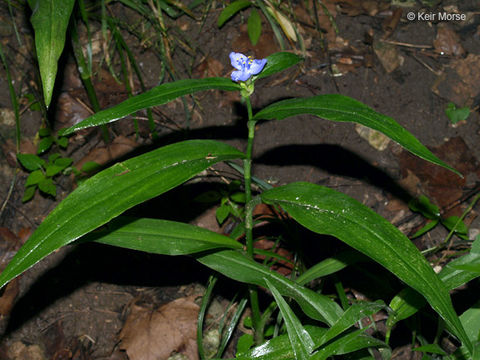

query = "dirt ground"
[{"left": 0, "top": 1, "right": 479, "bottom": 359}]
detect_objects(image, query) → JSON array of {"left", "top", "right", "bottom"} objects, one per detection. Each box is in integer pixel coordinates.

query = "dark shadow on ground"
[{"left": 255, "top": 143, "right": 412, "bottom": 202}]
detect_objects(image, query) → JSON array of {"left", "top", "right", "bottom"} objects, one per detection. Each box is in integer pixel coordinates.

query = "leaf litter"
[{"left": 119, "top": 296, "right": 200, "bottom": 360}]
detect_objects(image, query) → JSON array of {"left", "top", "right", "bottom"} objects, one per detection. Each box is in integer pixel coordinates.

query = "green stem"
[{"left": 243, "top": 96, "right": 262, "bottom": 344}]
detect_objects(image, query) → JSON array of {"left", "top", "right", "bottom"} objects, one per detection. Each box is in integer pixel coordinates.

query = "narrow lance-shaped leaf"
[
  {"left": 387, "top": 237, "right": 480, "bottom": 328},
  {"left": 28, "top": 0, "right": 75, "bottom": 108},
  {"left": 0, "top": 140, "right": 245, "bottom": 290},
  {"left": 265, "top": 279, "right": 315, "bottom": 360},
  {"left": 60, "top": 78, "right": 241, "bottom": 135},
  {"left": 196, "top": 249, "right": 344, "bottom": 326},
  {"left": 248, "top": 9, "right": 262, "bottom": 46},
  {"left": 86, "top": 216, "right": 243, "bottom": 254},
  {"left": 316, "top": 300, "right": 385, "bottom": 349},
  {"left": 253, "top": 95, "right": 460, "bottom": 176},
  {"left": 217, "top": 0, "right": 251, "bottom": 27},
  {"left": 236, "top": 326, "right": 327, "bottom": 360},
  {"left": 261, "top": 182, "right": 472, "bottom": 354},
  {"left": 253, "top": 52, "right": 303, "bottom": 81}
]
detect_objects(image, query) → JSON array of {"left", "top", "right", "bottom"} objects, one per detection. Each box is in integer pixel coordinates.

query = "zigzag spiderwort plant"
[{"left": 1, "top": 51, "right": 479, "bottom": 359}]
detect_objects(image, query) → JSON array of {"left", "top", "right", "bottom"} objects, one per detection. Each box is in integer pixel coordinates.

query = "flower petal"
[
  {"left": 229, "top": 52, "right": 248, "bottom": 70},
  {"left": 231, "top": 70, "right": 251, "bottom": 82},
  {"left": 248, "top": 58, "right": 267, "bottom": 76}
]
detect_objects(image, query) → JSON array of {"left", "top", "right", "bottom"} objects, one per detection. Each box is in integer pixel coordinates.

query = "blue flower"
[{"left": 229, "top": 52, "right": 267, "bottom": 82}]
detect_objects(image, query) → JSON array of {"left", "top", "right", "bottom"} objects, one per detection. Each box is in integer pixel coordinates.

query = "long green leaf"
[
  {"left": 253, "top": 52, "right": 303, "bottom": 81},
  {"left": 312, "top": 328, "right": 386, "bottom": 360},
  {"left": 316, "top": 301, "right": 385, "bottom": 349},
  {"left": 196, "top": 249, "right": 343, "bottom": 326},
  {"left": 236, "top": 326, "right": 327, "bottom": 360},
  {"left": 247, "top": 9, "right": 262, "bottom": 46},
  {"left": 28, "top": 0, "right": 75, "bottom": 108},
  {"left": 0, "top": 140, "right": 244, "bottom": 289},
  {"left": 265, "top": 279, "right": 315, "bottom": 360},
  {"left": 296, "top": 250, "right": 367, "bottom": 286},
  {"left": 261, "top": 182, "right": 472, "bottom": 354},
  {"left": 253, "top": 95, "right": 460, "bottom": 176},
  {"left": 88, "top": 216, "right": 242, "bottom": 254},
  {"left": 60, "top": 78, "right": 241, "bottom": 135},
  {"left": 217, "top": 0, "right": 251, "bottom": 27},
  {"left": 387, "top": 238, "right": 480, "bottom": 328}
]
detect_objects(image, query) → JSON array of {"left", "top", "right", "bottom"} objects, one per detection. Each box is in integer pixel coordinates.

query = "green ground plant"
[{"left": 1, "top": 1, "right": 480, "bottom": 360}]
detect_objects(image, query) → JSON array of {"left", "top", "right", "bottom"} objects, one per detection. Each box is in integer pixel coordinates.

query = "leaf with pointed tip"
[
  {"left": 253, "top": 52, "right": 303, "bottom": 81},
  {"left": 261, "top": 182, "right": 471, "bottom": 354},
  {"left": 316, "top": 301, "right": 385, "bottom": 349},
  {"left": 253, "top": 95, "right": 460, "bottom": 176},
  {"left": 87, "top": 216, "right": 243, "bottom": 254},
  {"left": 236, "top": 326, "right": 327, "bottom": 360},
  {"left": 196, "top": 249, "right": 343, "bottom": 326},
  {"left": 388, "top": 238, "right": 480, "bottom": 328},
  {"left": 0, "top": 140, "right": 244, "bottom": 290},
  {"left": 60, "top": 78, "right": 241, "bottom": 135},
  {"left": 28, "top": 0, "right": 75, "bottom": 108},
  {"left": 312, "top": 328, "right": 386, "bottom": 360},
  {"left": 218, "top": 0, "right": 251, "bottom": 27},
  {"left": 265, "top": 279, "right": 315, "bottom": 360}
]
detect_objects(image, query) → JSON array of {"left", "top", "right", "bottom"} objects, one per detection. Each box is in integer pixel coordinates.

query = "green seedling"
[
  {"left": 36, "top": 127, "right": 69, "bottom": 155},
  {"left": 445, "top": 102, "right": 470, "bottom": 124},
  {"left": 409, "top": 195, "right": 469, "bottom": 240},
  {"left": 17, "top": 153, "right": 73, "bottom": 202}
]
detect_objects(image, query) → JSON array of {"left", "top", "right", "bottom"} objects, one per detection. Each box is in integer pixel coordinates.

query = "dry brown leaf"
[
  {"left": 8, "top": 341, "right": 46, "bottom": 360},
  {"left": 54, "top": 92, "right": 93, "bottom": 131},
  {"left": 433, "top": 24, "right": 465, "bottom": 57},
  {"left": 119, "top": 296, "right": 200, "bottom": 360},
  {"left": 334, "top": 0, "right": 389, "bottom": 17},
  {"left": 0, "top": 279, "right": 19, "bottom": 316},
  {"left": 373, "top": 40, "right": 404, "bottom": 73},
  {"left": 1, "top": 139, "right": 19, "bottom": 167},
  {"left": 355, "top": 124, "right": 391, "bottom": 151},
  {"left": 75, "top": 135, "right": 138, "bottom": 170},
  {"left": 397, "top": 137, "right": 480, "bottom": 217},
  {"left": 193, "top": 56, "right": 224, "bottom": 78},
  {"left": 432, "top": 54, "right": 480, "bottom": 107},
  {"left": 232, "top": 25, "right": 279, "bottom": 59}
]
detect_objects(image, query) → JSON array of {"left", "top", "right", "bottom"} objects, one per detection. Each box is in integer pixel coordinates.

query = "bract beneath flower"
[{"left": 229, "top": 52, "right": 267, "bottom": 82}]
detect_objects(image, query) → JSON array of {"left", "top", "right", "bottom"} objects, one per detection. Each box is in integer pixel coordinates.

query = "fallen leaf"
[
  {"left": 75, "top": 135, "right": 138, "bottom": 170},
  {"left": 432, "top": 54, "right": 480, "bottom": 107},
  {"left": 232, "top": 25, "right": 279, "bottom": 59},
  {"left": 119, "top": 296, "right": 199, "bottom": 360},
  {"left": 193, "top": 56, "right": 224, "bottom": 78},
  {"left": 373, "top": 40, "right": 404, "bottom": 73},
  {"left": 355, "top": 124, "right": 391, "bottom": 151},
  {"left": 397, "top": 137, "right": 480, "bottom": 217},
  {"left": 333, "top": 0, "right": 389, "bottom": 17},
  {"left": 8, "top": 341, "right": 46, "bottom": 360},
  {"left": 54, "top": 92, "right": 93, "bottom": 131},
  {"left": 433, "top": 24, "right": 465, "bottom": 56}
]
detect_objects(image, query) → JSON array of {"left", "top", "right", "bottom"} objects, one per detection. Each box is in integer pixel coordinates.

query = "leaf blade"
[
  {"left": 0, "top": 140, "right": 244, "bottom": 289},
  {"left": 89, "top": 216, "right": 243, "bottom": 255},
  {"left": 217, "top": 0, "right": 251, "bottom": 27},
  {"left": 247, "top": 9, "right": 262, "bottom": 46},
  {"left": 196, "top": 249, "right": 343, "bottom": 326},
  {"left": 60, "top": 78, "right": 241, "bottom": 135},
  {"left": 265, "top": 279, "right": 315, "bottom": 360},
  {"left": 261, "top": 182, "right": 471, "bottom": 353},
  {"left": 253, "top": 52, "right": 303, "bottom": 81},
  {"left": 28, "top": 0, "right": 75, "bottom": 107},
  {"left": 253, "top": 95, "right": 460, "bottom": 176}
]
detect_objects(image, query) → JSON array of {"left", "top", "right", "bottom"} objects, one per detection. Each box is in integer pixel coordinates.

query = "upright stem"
[{"left": 243, "top": 96, "right": 262, "bottom": 344}]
